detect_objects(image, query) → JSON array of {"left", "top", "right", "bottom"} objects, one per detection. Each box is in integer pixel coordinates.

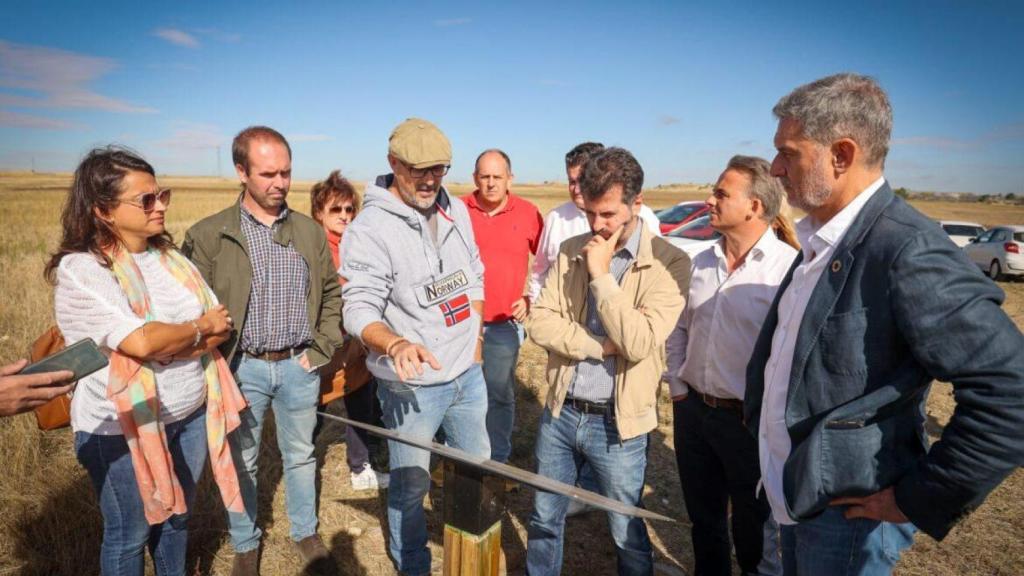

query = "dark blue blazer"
[{"left": 744, "top": 182, "right": 1024, "bottom": 540}]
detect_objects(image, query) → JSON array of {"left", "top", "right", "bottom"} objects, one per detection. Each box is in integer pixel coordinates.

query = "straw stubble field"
[{"left": 1, "top": 172, "right": 1022, "bottom": 575}]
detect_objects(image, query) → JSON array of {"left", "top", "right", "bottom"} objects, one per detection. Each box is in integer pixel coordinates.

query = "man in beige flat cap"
[{"left": 340, "top": 118, "right": 488, "bottom": 575}]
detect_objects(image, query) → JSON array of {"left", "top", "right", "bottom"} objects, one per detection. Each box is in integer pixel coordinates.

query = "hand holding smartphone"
[
  {"left": 21, "top": 338, "right": 108, "bottom": 381},
  {"left": 0, "top": 338, "right": 106, "bottom": 418}
]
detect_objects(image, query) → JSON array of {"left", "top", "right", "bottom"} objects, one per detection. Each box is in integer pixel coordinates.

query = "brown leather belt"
[
  {"left": 566, "top": 396, "right": 614, "bottom": 416},
  {"left": 698, "top": 391, "right": 743, "bottom": 412},
  {"left": 243, "top": 347, "right": 306, "bottom": 362}
]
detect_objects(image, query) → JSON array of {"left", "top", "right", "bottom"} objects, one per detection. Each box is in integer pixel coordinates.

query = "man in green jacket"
[{"left": 182, "top": 125, "right": 342, "bottom": 576}]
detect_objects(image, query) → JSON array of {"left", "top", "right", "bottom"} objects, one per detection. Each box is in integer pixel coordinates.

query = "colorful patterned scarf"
[{"left": 105, "top": 246, "right": 247, "bottom": 525}]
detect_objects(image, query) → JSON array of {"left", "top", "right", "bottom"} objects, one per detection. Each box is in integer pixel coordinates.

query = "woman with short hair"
[
  {"left": 48, "top": 146, "right": 247, "bottom": 575},
  {"left": 310, "top": 170, "right": 388, "bottom": 491}
]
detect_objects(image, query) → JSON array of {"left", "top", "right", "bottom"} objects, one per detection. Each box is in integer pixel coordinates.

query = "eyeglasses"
[
  {"left": 121, "top": 188, "right": 172, "bottom": 212},
  {"left": 405, "top": 164, "right": 450, "bottom": 179},
  {"left": 328, "top": 205, "right": 355, "bottom": 215}
]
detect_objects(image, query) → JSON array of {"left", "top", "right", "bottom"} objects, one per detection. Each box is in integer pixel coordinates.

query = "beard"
[
  {"left": 784, "top": 155, "right": 833, "bottom": 213},
  {"left": 399, "top": 185, "right": 439, "bottom": 211}
]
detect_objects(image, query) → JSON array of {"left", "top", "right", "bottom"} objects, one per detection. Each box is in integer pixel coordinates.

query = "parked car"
[
  {"left": 655, "top": 201, "right": 706, "bottom": 234},
  {"left": 963, "top": 225, "right": 1024, "bottom": 280},
  {"left": 664, "top": 213, "right": 720, "bottom": 257},
  {"left": 939, "top": 220, "right": 986, "bottom": 248}
]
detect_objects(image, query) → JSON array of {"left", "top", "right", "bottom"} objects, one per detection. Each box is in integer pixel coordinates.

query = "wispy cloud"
[
  {"left": 153, "top": 28, "right": 200, "bottom": 48},
  {"left": 434, "top": 17, "right": 472, "bottom": 27},
  {"left": 0, "top": 40, "right": 156, "bottom": 114},
  {"left": 737, "top": 139, "right": 758, "bottom": 148},
  {"left": 658, "top": 114, "right": 681, "bottom": 126},
  {"left": 0, "top": 109, "right": 78, "bottom": 130},
  {"left": 288, "top": 133, "right": 333, "bottom": 143}
]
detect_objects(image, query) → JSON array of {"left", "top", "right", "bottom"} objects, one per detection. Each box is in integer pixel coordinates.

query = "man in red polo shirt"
[{"left": 462, "top": 148, "right": 544, "bottom": 463}]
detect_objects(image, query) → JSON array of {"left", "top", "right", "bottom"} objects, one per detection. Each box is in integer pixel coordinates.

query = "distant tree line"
[{"left": 894, "top": 187, "right": 1023, "bottom": 205}]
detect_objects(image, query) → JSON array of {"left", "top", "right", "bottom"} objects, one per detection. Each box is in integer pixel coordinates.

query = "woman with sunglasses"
[
  {"left": 309, "top": 170, "right": 389, "bottom": 491},
  {"left": 46, "top": 147, "right": 248, "bottom": 576}
]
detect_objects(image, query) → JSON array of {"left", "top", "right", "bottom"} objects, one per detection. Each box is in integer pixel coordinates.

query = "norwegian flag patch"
[{"left": 439, "top": 293, "right": 471, "bottom": 327}]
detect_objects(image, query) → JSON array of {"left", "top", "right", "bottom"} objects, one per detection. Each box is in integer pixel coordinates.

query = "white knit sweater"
[{"left": 55, "top": 252, "right": 208, "bottom": 435}]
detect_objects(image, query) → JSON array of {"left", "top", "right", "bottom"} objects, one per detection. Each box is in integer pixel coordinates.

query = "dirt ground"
[{"left": 1, "top": 174, "right": 1022, "bottom": 575}]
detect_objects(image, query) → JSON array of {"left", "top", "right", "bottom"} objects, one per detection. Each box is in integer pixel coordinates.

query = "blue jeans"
[
  {"left": 377, "top": 363, "right": 490, "bottom": 575},
  {"left": 75, "top": 406, "right": 207, "bottom": 576},
  {"left": 526, "top": 405, "right": 653, "bottom": 576},
  {"left": 482, "top": 320, "right": 523, "bottom": 463},
  {"left": 227, "top": 354, "right": 320, "bottom": 552},
  {"left": 780, "top": 506, "right": 915, "bottom": 576}
]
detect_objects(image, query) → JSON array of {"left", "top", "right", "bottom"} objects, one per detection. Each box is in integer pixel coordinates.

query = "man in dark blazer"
[{"left": 746, "top": 73, "right": 1024, "bottom": 575}]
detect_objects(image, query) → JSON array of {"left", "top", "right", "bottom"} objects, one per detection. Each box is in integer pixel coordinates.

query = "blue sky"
[{"left": 1, "top": 0, "right": 1022, "bottom": 194}]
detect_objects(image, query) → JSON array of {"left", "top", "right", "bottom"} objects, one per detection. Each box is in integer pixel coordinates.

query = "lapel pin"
[{"left": 831, "top": 260, "right": 842, "bottom": 273}]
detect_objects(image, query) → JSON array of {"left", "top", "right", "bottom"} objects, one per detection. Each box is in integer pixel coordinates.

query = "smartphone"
[{"left": 21, "top": 338, "right": 108, "bottom": 382}]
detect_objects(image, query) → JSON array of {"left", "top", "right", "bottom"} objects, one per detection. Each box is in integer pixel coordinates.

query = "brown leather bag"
[
  {"left": 319, "top": 339, "right": 371, "bottom": 405},
  {"left": 29, "top": 326, "right": 73, "bottom": 430}
]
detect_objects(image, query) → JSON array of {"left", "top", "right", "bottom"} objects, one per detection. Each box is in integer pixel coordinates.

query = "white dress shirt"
[
  {"left": 529, "top": 200, "right": 662, "bottom": 299},
  {"left": 759, "top": 177, "right": 885, "bottom": 525},
  {"left": 665, "top": 227, "right": 797, "bottom": 400}
]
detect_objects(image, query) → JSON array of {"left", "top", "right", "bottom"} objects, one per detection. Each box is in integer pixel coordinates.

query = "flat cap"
[{"left": 388, "top": 118, "right": 452, "bottom": 169}]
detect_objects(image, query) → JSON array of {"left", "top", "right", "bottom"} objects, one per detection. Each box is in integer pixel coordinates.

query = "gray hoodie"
[{"left": 341, "top": 175, "right": 484, "bottom": 385}]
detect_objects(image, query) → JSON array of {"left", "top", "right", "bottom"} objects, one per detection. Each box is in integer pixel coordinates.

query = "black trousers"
[
  {"left": 342, "top": 378, "right": 384, "bottom": 470},
  {"left": 313, "top": 379, "right": 386, "bottom": 471},
  {"left": 674, "top": 393, "right": 770, "bottom": 576}
]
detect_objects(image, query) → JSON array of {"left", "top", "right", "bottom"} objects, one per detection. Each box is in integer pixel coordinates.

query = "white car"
[
  {"left": 963, "top": 225, "right": 1024, "bottom": 280},
  {"left": 939, "top": 220, "right": 986, "bottom": 248},
  {"left": 664, "top": 213, "right": 719, "bottom": 258}
]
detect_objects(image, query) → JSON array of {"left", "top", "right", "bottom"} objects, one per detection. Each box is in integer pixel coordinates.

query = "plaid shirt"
[{"left": 238, "top": 205, "right": 313, "bottom": 353}]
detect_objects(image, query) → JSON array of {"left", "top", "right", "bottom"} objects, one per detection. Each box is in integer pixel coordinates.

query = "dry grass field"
[{"left": 1, "top": 172, "right": 1022, "bottom": 575}]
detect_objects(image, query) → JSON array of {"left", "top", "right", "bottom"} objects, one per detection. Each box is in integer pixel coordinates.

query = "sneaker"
[{"left": 351, "top": 463, "right": 389, "bottom": 491}]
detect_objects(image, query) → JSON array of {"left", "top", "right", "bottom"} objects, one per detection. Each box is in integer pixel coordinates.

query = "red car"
[{"left": 656, "top": 201, "right": 707, "bottom": 235}]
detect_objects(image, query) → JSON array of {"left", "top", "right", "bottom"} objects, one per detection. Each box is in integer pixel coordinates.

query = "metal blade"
[{"left": 317, "top": 411, "right": 674, "bottom": 523}]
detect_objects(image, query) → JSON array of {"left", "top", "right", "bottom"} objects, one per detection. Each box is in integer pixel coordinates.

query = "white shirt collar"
[
  {"left": 796, "top": 176, "right": 885, "bottom": 261},
  {"left": 713, "top": 226, "right": 785, "bottom": 266}
]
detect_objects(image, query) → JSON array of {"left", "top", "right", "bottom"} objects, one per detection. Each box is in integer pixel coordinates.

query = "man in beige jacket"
[{"left": 525, "top": 147, "right": 690, "bottom": 576}]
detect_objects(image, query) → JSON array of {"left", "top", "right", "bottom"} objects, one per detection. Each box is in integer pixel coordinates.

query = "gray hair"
[
  {"left": 725, "top": 155, "right": 784, "bottom": 222},
  {"left": 474, "top": 148, "right": 512, "bottom": 174},
  {"left": 773, "top": 73, "right": 892, "bottom": 167}
]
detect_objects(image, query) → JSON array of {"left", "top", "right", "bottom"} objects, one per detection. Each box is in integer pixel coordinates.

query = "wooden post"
[{"left": 442, "top": 459, "right": 504, "bottom": 576}]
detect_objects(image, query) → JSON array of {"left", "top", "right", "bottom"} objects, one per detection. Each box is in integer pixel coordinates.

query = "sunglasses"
[
  {"left": 328, "top": 205, "right": 356, "bottom": 215},
  {"left": 405, "top": 163, "right": 450, "bottom": 179},
  {"left": 121, "top": 188, "right": 172, "bottom": 212}
]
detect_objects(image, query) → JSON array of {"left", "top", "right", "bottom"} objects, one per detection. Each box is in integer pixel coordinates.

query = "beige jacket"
[{"left": 526, "top": 225, "right": 690, "bottom": 440}]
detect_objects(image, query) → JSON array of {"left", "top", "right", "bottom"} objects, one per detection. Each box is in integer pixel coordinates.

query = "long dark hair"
[{"left": 45, "top": 146, "right": 174, "bottom": 283}]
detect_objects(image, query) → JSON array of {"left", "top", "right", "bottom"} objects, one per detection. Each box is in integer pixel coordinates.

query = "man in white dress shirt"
[{"left": 666, "top": 155, "right": 796, "bottom": 576}]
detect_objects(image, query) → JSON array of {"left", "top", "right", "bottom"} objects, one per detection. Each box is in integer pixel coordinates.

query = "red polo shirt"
[{"left": 462, "top": 191, "right": 544, "bottom": 322}]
